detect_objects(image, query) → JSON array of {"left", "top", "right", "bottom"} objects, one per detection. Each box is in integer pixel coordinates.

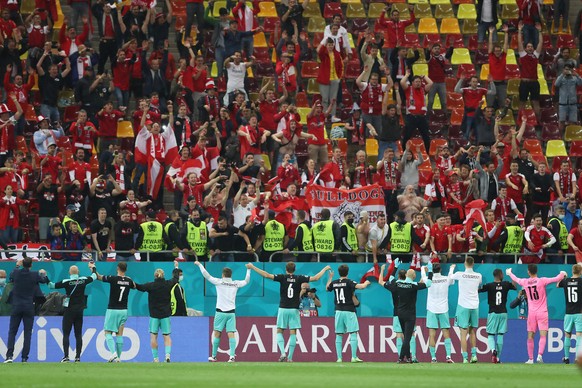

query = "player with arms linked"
[{"left": 248, "top": 262, "right": 330, "bottom": 362}]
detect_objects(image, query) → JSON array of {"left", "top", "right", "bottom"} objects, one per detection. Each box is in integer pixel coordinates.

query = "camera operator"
[{"left": 299, "top": 282, "right": 322, "bottom": 317}]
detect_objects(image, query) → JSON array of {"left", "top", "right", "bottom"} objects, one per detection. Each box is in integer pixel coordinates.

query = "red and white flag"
[
  {"left": 191, "top": 146, "right": 220, "bottom": 180},
  {"left": 463, "top": 199, "right": 488, "bottom": 243}
]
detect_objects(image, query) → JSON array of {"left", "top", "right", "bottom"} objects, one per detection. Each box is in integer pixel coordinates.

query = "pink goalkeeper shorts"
[{"left": 527, "top": 312, "right": 549, "bottom": 332}]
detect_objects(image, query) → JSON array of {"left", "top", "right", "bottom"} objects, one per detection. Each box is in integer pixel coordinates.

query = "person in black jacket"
[
  {"left": 4, "top": 258, "right": 49, "bottom": 363},
  {"left": 48, "top": 264, "right": 97, "bottom": 362},
  {"left": 170, "top": 268, "right": 187, "bottom": 317},
  {"left": 141, "top": 40, "right": 169, "bottom": 108},
  {"left": 134, "top": 261, "right": 180, "bottom": 362},
  {"left": 91, "top": 1, "right": 124, "bottom": 74}
]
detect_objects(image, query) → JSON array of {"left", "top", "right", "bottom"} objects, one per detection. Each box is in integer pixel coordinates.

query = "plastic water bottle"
[{"left": 519, "top": 297, "right": 527, "bottom": 320}]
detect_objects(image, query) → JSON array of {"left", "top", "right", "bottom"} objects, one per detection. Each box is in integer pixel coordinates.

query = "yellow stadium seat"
[
  {"left": 261, "top": 154, "right": 272, "bottom": 171},
  {"left": 258, "top": 2, "right": 277, "bottom": 18},
  {"left": 210, "top": 61, "right": 218, "bottom": 78},
  {"left": 117, "top": 121, "right": 134, "bottom": 138},
  {"left": 551, "top": 20, "right": 571, "bottom": 35},
  {"left": 254, "top": 32, "right": 267, "bottom": 48},
  {"left": 412, "top": 63, "right": 429, "bottom": 76},
  {"left": 457, "top": 4, "right": 477, "bottom": 19},
  {"left": 213, "top": 1, "right": 229, "bottom": 15},
  {"left": 506, "top": 49, "right": 517, "bottom": 65},
  {"left": 565, "top": 125, "right": 582, "bottom": 142},
  {"left": 546, "top": 140, "right": 568, "bottom": 157},
  {"left": 418, "top": 18, "right": 439, "bottom": 34},
  {"left": 303, "top": 2, "right": 322, "bottom": 18},
  {"left": 451, "top": 48, "right": 472, "bottom": 65},
  {"left": 462, "top": 19, "right": 478, "bottom": 35},
  {"left": 368, "top": 3, "right": 386, "bottom": 19},
  {"left": 307, "top": 17, "right": 326, "bottom": 33},
  {"left": 297, "top": 107, "right": 310, "bottom": 125},
  {"left": 539, "top": 80, "right": 549, "bottom": 95},
  {"left": 346, "top": 3, "right": 367, "bottom": 18},
  {"left": 537, "top": 64, "right": 545, "bottom": 81},
  {"left": 499, "top": 0, "right": 516, "bottom": 4},
  {"left": 501, "top": 4, "right": 519, "bottom": 19},
  {"left": 247, "top": 67, "right": 254, "bottom": 78},
  {"left": 347, "top": 33, "right": 355, "bottom": 49},
  {"left": 506, "top": 79, "right": 520, "bottom": 95},
  {"left": 440, "top": 18, "right": 461, "bottom": 34},
  {"left": 341, "top": 0, "right": 361, "bottom": 3},
  {"left": 366, "top": 138, "right": 378, "bottom": 157},
  {"left": 480, "top": 64, "right": 490, "bottom": 81},
  {"left": 434, "top": 4, "right": 454, "bottom": 19},
  {"left": 20, "top": 0, "right": 36, "bottom": 15},
  {"left": 392, "top": 4, "right": 411, "bottom": 19},
  {"left": 415, "top": 4, "right": 433, "bottom": 18},
  {"left": 497, "top": 109, "right": 515, "bottom": 125},
  {"left": 432, "top": 93, "right": 442, "bottom": 110},
  {"left": 307, "top": 78, "right": 319, "bottom": 94},
  {"left": 430, "top": 0, "right": 451, "bottom": 4}
]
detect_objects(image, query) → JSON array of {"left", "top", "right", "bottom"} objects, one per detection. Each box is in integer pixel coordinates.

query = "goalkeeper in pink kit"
[{"left": 506, "top": 265, "right": 567, "bottom": 364}]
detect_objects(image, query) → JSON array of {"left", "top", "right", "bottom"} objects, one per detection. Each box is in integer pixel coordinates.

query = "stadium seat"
[
  {"left": 323, "top": 2, "right": 342, "bottom": 18},
  {"left": 15, "top": 136, "right": 28, "bottom": 153},
  {"left": 447, "top": 92, "right": 464, "bottom": 110},
  {"left": 368, "top": 3, "right": 386, "bottom": 19},
  {"left": 303, "top": 2, "right": 322, "bottom": 18},
  {"left": 450, "top": 108, "right": 464, "bottom": 125},
  {"left": 20, "top": 0, "right": 36, "bottom": 14},
  {"left": 430, "top": 0, "right": 452, "bottom": 5},
  {"left": 440, "top": 18, "right": 461, "bottom": 34},
  {"left": 117, "top": 121, "right": 134, "bottom": 138},
  {"left": 351, "top": 18, "right": 369, "bottom": 33},
  {"left": 24, "top": 104, "right": 36, "bottom": 122},
  {"left": 539, "top": 80, "right": 550, "bottom": 95},
  {"left": 262, "top": 17, "right": 279, "bottom": 33},
  {"left": 564, "top": 125, "right": 582, "bottom": 142},
  {"left": 499, "top": 0, "right": 517, "bottom": 4},
  {"left": 506, "top": 79, "right": 520, "bottom": 95},
  {"left": 301, "top": 61, "right": 319, "bottom": 78},
  {"left": 557, "top": 35, "right": 575, "bottom": 48},
  {"left": 306, "top": 78, "right": 319, "bottom": 94},
  {"left": 459, "top": 4, "right": 477, "bottom": 18},
  {"left": 432, "top": 93, "right": 443, "bottom": 110},
  {"left": 297, "top": 107, "right": 310, "bottom": 125},
  {"left": 541, "top": 123, "right": 562, "bottom": 141},
  {"left": 429, "top": 110, "right": 448, "bottom": 126},
  {"left": 506, "top": 49, "right": 517, "bottom": 65},
  {"left": 569, "top": 140, "right": 582, "bottom": 156},
  {"left": 462, "top": 20, "right": 478, "bottom": 35},
  {"left": 418, "top": 18, "right": 439, "bottom": 34},
  {"left": 57, "top": 89, "right": 75, "bottom": 108},
  {"left": 497, "top": 110, "right": 515, "bottom": 125},
  {"left": 451, "top": 48, "right": 472, "bottom": 65},
  {"left": 403, "top": 34, "right": 420, "bottom": 48},
  {"left": 307, "top": 17, "right": 326, "bottom": 33},
  {"left": 295, "top": 92, "right": 308, "bottom": 108},
  {"left": 456, "top": 64, "right": 476, "bottom": 78},
  {"left": 423, "top": 34, "right": 441, "bottom": 48},
  {"left": 505, "top": 65, "right": 520, "bottom": 79},
  {"left": 346, "top": 3, "right": 366, "bottom": 18},
  {"left": 366, "top": 138, "right": 379, "bottom": 158},
  {"left": 412, "top": 63, "right": 429, "bottom": 76},
  {"left": 258, "top": 2, "right": 277, "bottom": 18},
  {"left": 521, "top": 125, "right": 538, "bottom": 139},
  {"left": 501, "top": 4, "right": 519, "bottom": 19},
  {"left": 407, "top": 138, "right": 428, "bottom": 155},
  {"left": 475, "top": 49, "right": 489, "bottom": 65},
  {"left": 523, "top": 139, "right": 543, "bottom": 155},
  {"left": 445, "top": 34, "right": 464, "bottom": 48},
  {"left": 415, "top": 3, "right": 433, "bottom": 18},
  {"left": 434, "top": 4, "right": 454, "bottom": 19},
  {"left": 546, "top": 140, "right": 568, "bottom": 158},
  {"left": 254, "top": 32, "right": 267, "bottom": 48},
  {"left": 479, "top": 64, "right": 490, "bottom": 81},
  {"left": 429, "top": 139, "right": 448, "bottom": 156},
  {"left": 540, "top": 108, "right": 558, "bottom": 124}
]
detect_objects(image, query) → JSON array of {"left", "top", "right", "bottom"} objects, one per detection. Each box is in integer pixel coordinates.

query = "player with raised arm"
[
  {"left": 506, "top": 264, "right": 567, "bottom": 364},
  {"left": 327, "top": 265, "right": 370, "bottom": 363},
  {"left": 197, "top": 261, "right": 251, "bottom": 362},
  {"left": 449, "top": 256, "right": 482, "bottom": 363},
  {"left": 133, "top": 261, "right": 181, "bottom": 363},
  {"left": 380, "top": 262, "right": 432, "bottom": 363},
  {"left": 248, "top": 262, "right": 330, "bottom": 362},
  {"left": 424, "top": 263, "right": 455, "bottom": 363},
  {"left": 557, "top": 264, "right": 582, "bottom": 364},
  {"left": 479, "top": 268, "right": 517, "bottom": 364},
  {"left": 90, "top": 261, "right": 135, "bottom": 363}
]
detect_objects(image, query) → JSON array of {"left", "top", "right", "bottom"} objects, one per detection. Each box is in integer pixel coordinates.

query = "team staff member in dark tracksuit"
[
  {"left": 4, "top": 258, "right": 49, "bottom": 363},
  {"left": 134, "top": 261, "right": 180, "bottom": 363},
  {"left": 49, "top": 264, "right": 97, "bottom": 363},
  {"left": 381, "top": 264, "right": 432, "bottom": 363}
]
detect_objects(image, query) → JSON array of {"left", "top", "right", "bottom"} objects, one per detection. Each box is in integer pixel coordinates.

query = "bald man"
[{"left": 49, "top": 264, "right": 97, "bottom": 362}]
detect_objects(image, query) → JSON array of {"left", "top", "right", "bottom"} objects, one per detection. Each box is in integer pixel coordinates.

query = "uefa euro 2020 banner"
[
  {"left": 0, "top": 317, "right": 573, "bottom": 363},
  {"left": 305, "top": 184, "right": 385, "bottom": 223}
]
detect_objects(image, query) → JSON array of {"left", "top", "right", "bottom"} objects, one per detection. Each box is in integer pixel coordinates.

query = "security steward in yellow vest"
[
  {"left": 288, "top": 210, "right": 314, "bottom": 262},
  {"left": 496, "top": 213, "right": 524, "bottom": 264},
  {"left": 260, "top": 210, "right": 288, "bottom": 262},
  {"left": 547, "top": 205, "right": 569, "bottom": 264},
  {"left": 312, "top": 208, "right": 340, "bottom": 263},
  {"left": 136, "top": 211, "right": 169, "bottom": 262},
  {"left": 340, "top": 211, "right": 358, "bottom": 263},
  {"left": 63, "top": 205, "right": 84, "bottom": 234},
  {"left": 385, "top": 211, "right": 422, "bottom": 263},
  {"left": 170, "top": 268, "right": 187, "bottom": 316},
  {"left": 180, "top": 209, "right": 208, "bottom": 262}
]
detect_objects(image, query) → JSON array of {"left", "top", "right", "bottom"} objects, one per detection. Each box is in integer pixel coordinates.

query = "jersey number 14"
[{"left": 335, "top": 288, "right": 346, "bottom": 304}]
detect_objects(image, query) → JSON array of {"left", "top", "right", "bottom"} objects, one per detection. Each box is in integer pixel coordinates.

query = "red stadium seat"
[
  {"left": 344, "top": 60, "right": 361, "bottom": 79},
  {"left": 449, "top": 125, "right": 462, "bottom": 137},
  {"left": 505, "top": 64, "right": 521, "bottom": 79},
  {"left": 450, "top": 108, "right": 464, "bottom": 125},
  {"left": 557, "top": 34, "right": 575, "bottom": 48},
  {"left": 522, "top": 125, "right": 538, "bottom": 139},
  {"left": 447, "top": 93, "right": 464, "bottom": 110},
  {"left": 541, "top": 123, "right": 562, "bottom": 141},
  {"left": 57, "top": 136, "right": 72, "bottom": 152},
  {"left": 351, "top": 19, "right": 369, "bottom": 33},
  {"left": 301, "top": 61, "right": 319, "bottom": 78},
  {"left": 429, "top": 109, "right": 448, "bottom": 126},
  {"left": 569, "top": 140, "right": 582, "bottom": 157},
  {"left": 323, "top": 2, "right": 342, "bottom": 19},
  {"left": 423, "top": 34, "right": 442, "bottom": 49},
  {"left": 474, "top": 49, "right": 489, "bottom": 65},
  {"left": 262, "top": 18, "right": 279, "bottom": 33},
  {"left": 403, "top": 34, "right": 420, "bottom": 48},
  {"left": 456, "top": 64, "right": 476, "bottom": 79},
  {"left": 467, "top": 35, "right": 479, "bottom": 50},
  {"left": 295, "top": 92, "right": 309, "bottom": 107},
  {"left": 540, "top": 108, "right": 558, "bottom": 124},
  {"left": 429, "top": 139, "right": 448, "bottom": 156},
  {"left": 445, "top": 34, "right": 464, "bottom": 48}
]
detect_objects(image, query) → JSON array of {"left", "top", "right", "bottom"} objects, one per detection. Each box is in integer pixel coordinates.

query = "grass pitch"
[{"left": 1, "top": 362, "right": 580, "bottom": 387}]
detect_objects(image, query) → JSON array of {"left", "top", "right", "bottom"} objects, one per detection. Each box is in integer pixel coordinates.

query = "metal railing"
[
  {"left": 268, "top": 250, "right": 571, "bottom": 264},
  {"left": 0, "top": 249, "right": 260, "bottom": 262}
]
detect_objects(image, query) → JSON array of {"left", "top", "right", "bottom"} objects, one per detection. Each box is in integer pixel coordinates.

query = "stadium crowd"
[{"left": 0, "top": 0, "right": 582, "bottom": 264}]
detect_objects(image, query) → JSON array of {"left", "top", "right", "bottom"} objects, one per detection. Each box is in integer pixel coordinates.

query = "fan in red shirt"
[
  {"left": 0, "top": 157, "right": 19, "bottom": 194},
  {"left": 323, "top": 148, "right": 350, "bottom": 188},
  {"left": 306, "top": 101, "right": 332, "bottom": 168},
  {"left": 259, "top": 86, "right": 287, "bottom": 134},
  {"left": 3, "top": 64, "right": 35, "bottom": 118},
  {"left": 0, "top": 184, "right": 29, "bottom": 243},
  {"left": 567, "top": 222, "right": 582, "bottom": 256},
  {"left": 517, "top": 21, "right": 543, "bottom": 120},
  {"left": 132, "top": 99, "right": 162, "bottom": 135},
  {"left": 39, "top": 143, "right": 62, "bottom": 181},
  {"left": 96, "top": 102, "right": 125, "bottom": 151},
  {"left": 455, "top": 75, "right": 491, "bottom": 140},
  {"left": 483, "top": 209, "right": 503, "bottom": 252},
  {"left": 377, "top": 4, "right": 416, "bottom": 49},
  {"left": 237, "top": 114, "right": 270, "bottom": 160},
  {"left": 430, "top": 213, "right": 452, "bottom": 261},
  {"left": 504, "top": 161, "right": 529, "bottom": 213},
  {"left": 59, "top": 16, "right": 89, "bottom": 55},
  {"left": 112, "top": 50, "right": 135, "bottom": 109},
  {"left": 412, "top": 212, "right": 430, "bottom": 255},
  {"left": 13, "top": 151, "right": 32, "bottom": 193},
  {"left": 276, "top": 154, "right": 300, "bottom": 191},
  {"left": 522, "top": 214, "right": 556, "bottom": 264},
  {"left": 435, "top": 145, "right": 462, "bottom": 175},
  {"left": 352, "top": 150, "right": 372, "bottom": 188},
  {"left": 69, "top": 110, "right": 97, "bottom": 155},
  {"left": 67, "top": 149, "right": 91, "bottom": 191},
  {"left": 0, "top": 8, "right": 17, "bottom": 38},
  {"left": 276, "top": 52, "right": 297, "bottom": 95}
]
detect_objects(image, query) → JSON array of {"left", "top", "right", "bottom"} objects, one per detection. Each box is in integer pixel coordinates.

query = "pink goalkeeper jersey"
[{"left": 509, "top": 273, "right": 563, "bottom": 314}]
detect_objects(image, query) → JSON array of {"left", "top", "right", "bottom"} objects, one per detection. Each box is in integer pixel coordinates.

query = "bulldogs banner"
[
  {"left": 211, "top": 317, "right": 573, "bottom": 363},
  {"left": 305, "top": 184, "right": 385, "bottom": 223}
]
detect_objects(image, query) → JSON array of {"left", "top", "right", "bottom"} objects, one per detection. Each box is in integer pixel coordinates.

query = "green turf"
[{"left": 1, "top": 362, "right": 580, "bottom": 387}]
